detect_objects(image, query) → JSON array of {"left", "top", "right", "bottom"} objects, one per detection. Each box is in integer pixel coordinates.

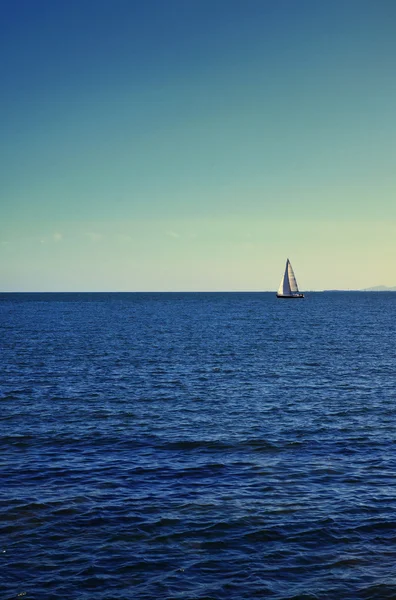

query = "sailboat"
[{"left": 276, "top": 259, "right": 304, "bottom": 298}]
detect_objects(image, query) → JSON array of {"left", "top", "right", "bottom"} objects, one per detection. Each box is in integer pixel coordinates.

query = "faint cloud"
[
  {"left": 53, "top": 232, "right": 63, "bottom": 242},
  {"left": 118, "top": 234, "right": 132, "bottom": 242},
  {"left": 166, "top": 230, "right": 180, "bottom": 239},
  {"left": 1, "top": 241, "right": 9, "bottom": 246},
  {"left": 85, "top": 232, "right": 102, "bottom": 242}
]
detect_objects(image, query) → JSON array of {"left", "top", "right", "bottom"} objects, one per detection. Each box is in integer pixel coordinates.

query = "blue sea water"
[{"left": 1, "top": 292, "right": 396, "bottom": 600}]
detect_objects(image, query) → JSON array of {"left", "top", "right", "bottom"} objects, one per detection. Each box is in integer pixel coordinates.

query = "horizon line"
[{"left": 1, "top": 289, "right": 394, "bottom": 294}]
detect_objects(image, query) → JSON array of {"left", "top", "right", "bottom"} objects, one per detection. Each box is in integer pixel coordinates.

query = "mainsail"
[
  {"left": 277, "top": 259, "right": 301, "bottom": 297},
  {"left": 287, "top": 260, "right": 299, "bottom": 293}
]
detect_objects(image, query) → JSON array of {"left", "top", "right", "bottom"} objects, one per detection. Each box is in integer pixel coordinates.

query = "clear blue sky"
[{"left": 1, "top": 0, "right": 395, "bottom": 290}]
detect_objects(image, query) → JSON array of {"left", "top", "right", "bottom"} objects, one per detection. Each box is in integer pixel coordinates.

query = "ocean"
[{"left": 1, "top": 292, "right": 396, "bottom": 600}]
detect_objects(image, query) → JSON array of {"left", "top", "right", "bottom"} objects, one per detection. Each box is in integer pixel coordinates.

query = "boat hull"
[{"left": 276, "top": 293, "right": 304, "bottom": 299}]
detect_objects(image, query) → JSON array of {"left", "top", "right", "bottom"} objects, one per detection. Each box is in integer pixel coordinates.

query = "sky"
[{"left": 1, "top": 0, "right": 396, "bottom": 291}]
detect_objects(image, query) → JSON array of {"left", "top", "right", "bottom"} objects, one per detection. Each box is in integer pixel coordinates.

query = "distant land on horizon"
[
  {"left": 361, "top": 286, "right": 396, "bottom": 292},
  {"left": 323, "top": 286, "right": 396, "bottom": 292}
]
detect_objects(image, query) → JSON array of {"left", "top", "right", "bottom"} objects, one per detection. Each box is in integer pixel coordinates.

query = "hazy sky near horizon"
[{"left": 1, "top": 0, "right": 396, "bottom": 291}]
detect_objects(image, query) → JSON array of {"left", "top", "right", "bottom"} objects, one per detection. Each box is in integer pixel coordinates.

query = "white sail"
[
  {"left": 277, "top": 260, "right": 292, "bottom": 296},
  {"left": 277, "top": 259, "right": 302, "bottom": 297},
  {"left": 287, "top": 260, "right": 299, "bottom": 293}
]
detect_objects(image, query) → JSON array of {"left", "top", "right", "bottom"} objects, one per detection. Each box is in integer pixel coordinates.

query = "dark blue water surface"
[{"left": 1, "top": 292, "right": 396, "bottom": 600}]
